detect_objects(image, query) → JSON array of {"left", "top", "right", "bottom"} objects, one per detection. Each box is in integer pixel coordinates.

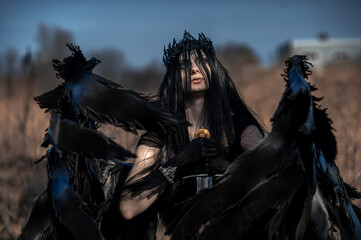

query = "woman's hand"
[{"left": 177, "top": 138, "right": 219, "bottom": 165}]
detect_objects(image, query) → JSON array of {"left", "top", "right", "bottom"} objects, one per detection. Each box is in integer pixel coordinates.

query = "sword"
[{"left": 182, "top": 127, "right": 222, "bottom": 192}]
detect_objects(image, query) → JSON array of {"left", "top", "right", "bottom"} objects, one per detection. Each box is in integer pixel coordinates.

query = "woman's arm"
[
  {"left": 119, "top": 137, "right": 219, "bottom": 220},
  {"left": 119, "top": 144, "right": 160, "bottom": 220},
  {"left": 240, "top": 124, "right": 263, "bottom": 151}
]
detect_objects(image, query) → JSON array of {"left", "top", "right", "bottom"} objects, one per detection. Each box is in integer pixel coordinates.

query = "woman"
[{"left": 119, "top": 31, "right": 264, "bottom": 239}]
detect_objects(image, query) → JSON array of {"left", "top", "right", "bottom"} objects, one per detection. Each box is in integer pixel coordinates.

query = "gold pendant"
[{"left": 194, "top": 127, "right": 211, "bottom": 139}]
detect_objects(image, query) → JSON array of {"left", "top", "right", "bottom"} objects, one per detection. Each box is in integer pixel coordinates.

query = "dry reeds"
[
  {"left": 0, "top": 85, "right": 48, "bottom": 239},
  {"left": 238, "top": 63, "right": 361, "bottom": 189}
]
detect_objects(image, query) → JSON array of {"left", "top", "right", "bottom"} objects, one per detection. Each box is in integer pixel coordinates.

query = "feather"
[
  {"left": 72, "top": 73, "right": 182, "bottom": 133},
  {"left": 321, "top": 162, "right": 361, "bottom": 239},
  {"left": 309, "top": 186, "right": 335, "bottom": 240},
  {"left": 49, "top": 43, "right": 185, "bottom": 134},
  {"left": 49, "top": 150, "right": 105, "bottom": 240},
  {"left": 344, "top": 182, "right": 361, "bottom": 200},
  {"left": 18, "top": 191, "right": 54, "bottom": 240},
  {"left": 197, "top": 166, "right": 304, "bottom": 240},
  {"left": 34, "top": 85, "right": 65, "bottom": 113},
  {"left": 47, "top": 114, "right": 135, "bottom": 161}
]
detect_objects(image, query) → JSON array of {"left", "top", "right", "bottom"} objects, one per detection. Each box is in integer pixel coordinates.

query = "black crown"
[{"left": 162, "top": 31, "right": 215, "bottom": 67}]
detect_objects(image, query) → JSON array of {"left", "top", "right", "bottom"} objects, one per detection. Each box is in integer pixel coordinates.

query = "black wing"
[
  {"left": 47, "top": 114, "right": 135, "bottom": 160},
  {"left": 49, "top": 43, "right": 185, "bottom": 134}
]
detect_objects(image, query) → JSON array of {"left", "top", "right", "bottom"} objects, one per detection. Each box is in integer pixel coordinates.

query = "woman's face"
[{"left": 179, "top": 50, "right": 211, "bottom": 93}]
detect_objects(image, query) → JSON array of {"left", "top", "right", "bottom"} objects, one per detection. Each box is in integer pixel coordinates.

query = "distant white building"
[{"left": 278, "top": 37, "right": 361, "bottom": 67}]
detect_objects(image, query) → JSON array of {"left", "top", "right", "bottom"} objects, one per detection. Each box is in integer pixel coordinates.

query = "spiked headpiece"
[{"left": 162, "top": 31, "right": 215, "bottom": 67}]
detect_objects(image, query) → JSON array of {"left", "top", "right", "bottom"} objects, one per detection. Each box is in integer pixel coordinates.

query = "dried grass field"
[{"left": 0, "top": 63, "right": 360, "bottom": 239}]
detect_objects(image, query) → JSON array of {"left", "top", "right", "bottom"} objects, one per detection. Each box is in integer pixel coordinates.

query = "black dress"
[{"left": 135, "top": 115, "right": 263, "bottom": 239}]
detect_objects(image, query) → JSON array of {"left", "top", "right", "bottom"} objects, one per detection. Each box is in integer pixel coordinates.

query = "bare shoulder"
[
  {"left": 240, "top": 124, "right": 263, "bottom": 151},
  {"left": 132, "top": 144, "right": 159, "bottom": 170},
  {"left": 125, "top": 144, "right": 160, "bottom": 183}
]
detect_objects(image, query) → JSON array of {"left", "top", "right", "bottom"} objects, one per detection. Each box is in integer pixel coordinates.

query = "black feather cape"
[{"left": 19, "top": 44, "right": 184, "bottom": 240}]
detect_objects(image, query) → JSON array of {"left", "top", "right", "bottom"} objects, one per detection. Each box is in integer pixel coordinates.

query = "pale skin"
[{"left": 119, "top": 53, "right": 263, "bottom": 223}]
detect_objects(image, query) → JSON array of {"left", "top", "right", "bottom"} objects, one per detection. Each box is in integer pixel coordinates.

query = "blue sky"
[{"left": 1, "top": 0, "right": 360, "bottom": 67}]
